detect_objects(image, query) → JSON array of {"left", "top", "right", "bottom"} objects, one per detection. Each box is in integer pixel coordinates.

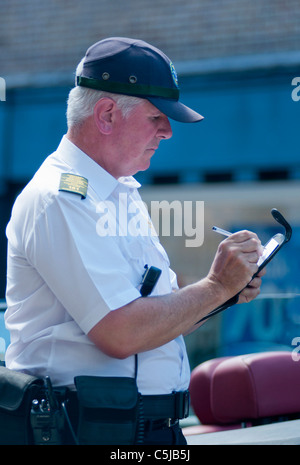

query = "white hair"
[{"left": 66, "top": 58, "right": 143, "bottom": 129}]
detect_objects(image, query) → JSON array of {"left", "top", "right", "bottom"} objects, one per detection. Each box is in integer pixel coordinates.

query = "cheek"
[
  {"left": 116, "top": 120, "right": 154, "bottom": 158},
  {"left": 128, "top": 136, "right": 150, "bottom": 157}
]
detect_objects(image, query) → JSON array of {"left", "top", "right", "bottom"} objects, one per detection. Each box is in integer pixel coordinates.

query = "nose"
[{"left": 158, "top": 115, "right": 173, "bottom": 140}]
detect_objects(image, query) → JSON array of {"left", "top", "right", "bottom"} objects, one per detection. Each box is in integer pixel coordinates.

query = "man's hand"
[{"left": 207, "top": 230, "right": 264, "bottom": 302}]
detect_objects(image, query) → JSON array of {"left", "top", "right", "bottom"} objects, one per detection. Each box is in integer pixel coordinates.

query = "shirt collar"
[{"left": 56, "top": 136, "right": 141, "bottom": 199}]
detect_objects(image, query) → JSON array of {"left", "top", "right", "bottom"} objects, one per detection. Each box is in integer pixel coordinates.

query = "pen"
[{"left": 212, "top": 226, "right": 232, "bottom": 237}]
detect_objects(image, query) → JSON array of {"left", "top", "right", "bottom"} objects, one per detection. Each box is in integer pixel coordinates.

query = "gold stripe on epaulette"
[{"left": 59, "top": 173, "right": 88, "bottom": 199}]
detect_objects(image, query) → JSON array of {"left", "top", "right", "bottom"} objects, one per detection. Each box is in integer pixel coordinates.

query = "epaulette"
[{"left": 59, "top": 173, "right": 88, "bottom": 199}]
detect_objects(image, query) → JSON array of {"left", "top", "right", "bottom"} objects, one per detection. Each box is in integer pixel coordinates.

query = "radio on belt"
[{"left": 140, "top": 265, "right": 162, "bottom": 297}]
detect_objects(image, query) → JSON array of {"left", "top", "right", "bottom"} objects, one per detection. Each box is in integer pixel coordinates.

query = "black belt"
[
  {"left": 63, "top": 389, "right": 189, "bottom": 434},
  {"left": 141, "top": 390, "right": 190, "bottom": 421}
]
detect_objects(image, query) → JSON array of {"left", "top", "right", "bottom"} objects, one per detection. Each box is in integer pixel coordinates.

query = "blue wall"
[
  {"left": 0, "top": 68, "right": 299, "bottom": 186},
  {"left": 0, "top": 86, "right": 68, "bottom": 182},
  {"left": 138, "top": 69, "right": 300, "bottom": 183}
]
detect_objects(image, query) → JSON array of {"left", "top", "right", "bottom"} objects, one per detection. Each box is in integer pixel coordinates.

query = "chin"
[
  {"left": 140, "top": 161, "right": 151, "bottom": 172},
  {"left": 126, "top": 159, "right": 151, "bottom": 177}
]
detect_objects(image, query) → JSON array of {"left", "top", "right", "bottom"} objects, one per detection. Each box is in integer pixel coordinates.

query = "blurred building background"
[{"left": 0, "top": 0, "right": 300, "bottom": 366}]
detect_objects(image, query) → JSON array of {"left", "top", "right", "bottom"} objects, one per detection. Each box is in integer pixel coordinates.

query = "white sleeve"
[{"left": 25, "top": 192, "right": 141, "bottom": 334}]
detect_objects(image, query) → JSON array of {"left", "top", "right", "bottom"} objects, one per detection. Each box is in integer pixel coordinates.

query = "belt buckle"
[{"left": 167, "top": 418, "right": 179, "bottom": 428}]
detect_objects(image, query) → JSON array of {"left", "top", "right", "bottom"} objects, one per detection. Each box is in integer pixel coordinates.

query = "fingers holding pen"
[
  {"left": 213, "top": 227, "right": 264, "bottom": 261},
  {"left": 220, "top": 230, "right": 262, "bottom": 259},
  {"left": 227, "top": 230, "right": 263, "bottom": 249},
  {"left": 225, "top": 230, "right": 264, "bottom": 263},
  {"left": 209, "top": 230, "right": 264, "bottom": 297}
]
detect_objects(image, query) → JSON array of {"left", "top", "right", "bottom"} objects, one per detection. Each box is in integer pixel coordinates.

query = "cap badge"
[{"left": 170, "top": 62, "right": 179, "bottom": 88}]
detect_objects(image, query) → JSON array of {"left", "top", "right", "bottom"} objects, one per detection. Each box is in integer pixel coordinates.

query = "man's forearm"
[
  {"left": 88, "top": 276, "right": 230, "bottom": 359},
  {"left": 88, "top": 230, "right": 263, "bottom": 358}
]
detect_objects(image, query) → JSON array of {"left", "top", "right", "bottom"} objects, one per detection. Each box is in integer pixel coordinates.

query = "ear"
[{"left": 93, "top": 98, "right": 117, "bottom": 135}]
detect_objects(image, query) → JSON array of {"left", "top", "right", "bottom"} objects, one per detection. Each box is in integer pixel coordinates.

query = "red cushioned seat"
[
  {"left": 185, "top": 351, "right": 300, "bottom": 436},
  {"left": 189, "top": 357, "right": 231, "bottom": 425},
  {"left": 211, "top": 351, "right": 300, "bottom": 423}
]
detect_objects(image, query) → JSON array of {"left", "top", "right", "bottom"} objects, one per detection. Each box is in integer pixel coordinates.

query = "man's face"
[{"left": 109, "top": 99, "right": 173, "bottom": 178}]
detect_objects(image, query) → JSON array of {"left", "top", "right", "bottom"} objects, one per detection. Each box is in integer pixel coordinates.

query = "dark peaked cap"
[{"left": 76, "top": 37, "right": 204, "bottom": 123}]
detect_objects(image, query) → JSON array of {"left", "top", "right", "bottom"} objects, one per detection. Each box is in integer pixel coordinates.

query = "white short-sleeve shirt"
[{"left": 5, "top": 136, "right": 190, "bottom": 394}]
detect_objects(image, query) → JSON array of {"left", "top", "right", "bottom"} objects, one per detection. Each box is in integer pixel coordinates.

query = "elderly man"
[{"left": 5, "top": 38, "right": 264, "bottom": 445}]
